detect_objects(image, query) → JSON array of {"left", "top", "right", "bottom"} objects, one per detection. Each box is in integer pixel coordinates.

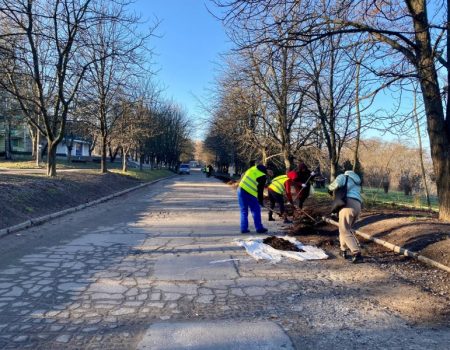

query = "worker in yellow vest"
[
  {"left": 268, "top": 173, "right": 297, "bottom": 224},
  {"left": 238, "top": 164, "right": 269, "bottom": 234}
]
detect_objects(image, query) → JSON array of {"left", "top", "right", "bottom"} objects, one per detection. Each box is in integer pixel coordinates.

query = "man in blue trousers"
[{"left": 237, "top": 164, "right": 269, "bottom": 234}]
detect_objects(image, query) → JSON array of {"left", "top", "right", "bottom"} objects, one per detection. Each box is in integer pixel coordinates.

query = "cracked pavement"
[{"left": 0, "top": 170, "right": 449, "bottom": 349}]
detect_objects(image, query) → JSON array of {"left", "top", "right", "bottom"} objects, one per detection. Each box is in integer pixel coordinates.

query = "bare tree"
[
  {"left": 214, "top": 0, "right": 450, "bottom": 220},
  {"left": 0, "top": 0, "right": 107, "bottom": 176},
  {"left": 80, "top": 0, "right": 156, "bottom": 173}
]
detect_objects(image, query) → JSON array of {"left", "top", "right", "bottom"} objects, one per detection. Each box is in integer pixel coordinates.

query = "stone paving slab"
[
  {"left": 0, "top": 173, "right": 448, "bottom": 349},
  {"left": 137, "top": 320, "right": 294, "bottom": 350},
  {"left": 153, "top": 254, "right": 239, "bottom": 280}
]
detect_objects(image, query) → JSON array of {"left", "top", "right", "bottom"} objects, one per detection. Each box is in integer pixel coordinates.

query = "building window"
[{"left": 12, "top": 137, "right": 24, "bottom": 151}]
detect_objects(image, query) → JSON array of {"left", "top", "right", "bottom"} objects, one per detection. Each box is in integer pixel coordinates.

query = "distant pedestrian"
[
  {"left": 206, "top": 165, "right": 213, "bottom": 178},
  {"left": 237, "top": 164, "right": 269, "bottom": 234},
  {"left": 328, "top": 166, "right": 363, "bottom": 263}
]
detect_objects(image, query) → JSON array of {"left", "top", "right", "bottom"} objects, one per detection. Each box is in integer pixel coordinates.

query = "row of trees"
[
  {"left": 205, "top": 0, "right": 450, "bottom": 221},
  {"left": 0, "top": 0, "right": 191, "bottom": 176}
]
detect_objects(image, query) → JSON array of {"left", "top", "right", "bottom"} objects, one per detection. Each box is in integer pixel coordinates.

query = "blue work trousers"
[{"left": 237, "top": 187, "right": 263, "bottom": 232}]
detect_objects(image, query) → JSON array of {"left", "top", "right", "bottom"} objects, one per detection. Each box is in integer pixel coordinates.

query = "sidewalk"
[{"left": 0, "top": 173, "right": 448, "bottom": 349}]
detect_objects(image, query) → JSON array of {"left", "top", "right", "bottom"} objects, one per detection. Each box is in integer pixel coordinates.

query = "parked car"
[{"left": 178, "top": 164, "right": 190, "bottom": 175}]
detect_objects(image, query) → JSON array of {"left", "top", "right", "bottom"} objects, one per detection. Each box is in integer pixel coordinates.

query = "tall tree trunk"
[
  {"left": 139, "top": 154, "right": 144, "bottom": 171},
  {"left": 67, "top": 145, "right": 73, "bottom": 163},
  {"left": 4, "top": 121, "right": 12, "bottom": 160},
  {"left": 282, "top": 147, "right": 291, "bottom": 172},
  {"left": 109, "top": 145, "right": 119, "bottom": 163},
  {"left": 47, "top": 141, "right": 57, "bottom": 177},
  {"left": 100, "top": 136, "right": 107, "bottom": 173},
  {"left": 28, "top": 124, "right": 37, "bottom": 159},
  {"left": 330, "top": 156, "right": 338, "bottom": 182},
  {"left": 410, "top": 1, "right": 450, "bottom": 220},
  {"left": 122, "top": 148, "right": 128, "bottom": 172},
  {"left": 353, "top": 61, "right": 361, "bottom": 171},
  {"left": 36, "top": 129, "right": 41, "bottom": 166},
  {"left": 414, "top": 89, "right": 431, "bottom": 209}
]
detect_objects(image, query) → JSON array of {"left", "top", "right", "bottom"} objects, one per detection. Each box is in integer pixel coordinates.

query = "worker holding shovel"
[
  {"left": 328, "top": 165, "right": 363, "bottom": 263},
  {"left": 291, "top": 161, "right": 316, "bottom": 209},
  {"left": 267, "top": 173, "right": 297, "bottom": 224},
  {"left": 289, "top": 162, "right": 318, "bottom": 209}
]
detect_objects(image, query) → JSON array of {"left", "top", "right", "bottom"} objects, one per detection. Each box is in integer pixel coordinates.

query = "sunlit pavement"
[{"left": 0, "top": 170, "right": 448, "bottom": 349}]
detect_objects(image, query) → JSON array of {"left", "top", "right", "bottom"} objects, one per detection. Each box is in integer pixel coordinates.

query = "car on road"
[{"left": 178, "top": 164, "right": 190, "bottom": 175}]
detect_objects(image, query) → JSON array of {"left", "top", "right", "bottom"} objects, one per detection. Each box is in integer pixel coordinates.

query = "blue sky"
[
  {"left": 131, "top": 0, "right": 231, "bottom": 139},
  {"left": 129, "top": 1, "right": 428, "bottom": 147}
]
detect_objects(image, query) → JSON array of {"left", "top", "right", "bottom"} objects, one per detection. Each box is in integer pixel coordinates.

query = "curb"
[
  {"left": 0, "top": 174, "right": 176, "bottom": 239},
  {"left": 322, "top": 217, "right": 450, "bottom": 274}
]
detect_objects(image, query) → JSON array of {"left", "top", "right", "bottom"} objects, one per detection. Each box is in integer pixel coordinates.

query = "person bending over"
[
  {"left": 267, "top": 173, "right": 296, "bottom": 224},
  {"left": 237, "top": 164, "right": 269, "bottom": 234},
  {"left": 328, "top": 168, "right": 363, "bottom": 263}
]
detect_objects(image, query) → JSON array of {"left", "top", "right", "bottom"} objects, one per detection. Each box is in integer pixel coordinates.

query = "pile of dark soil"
[
  {"left": 263, "top": 236, "right": 304, "bottom": 252},
  {"left": 287, "top": 195, "right": 450, "bottom": 299}
]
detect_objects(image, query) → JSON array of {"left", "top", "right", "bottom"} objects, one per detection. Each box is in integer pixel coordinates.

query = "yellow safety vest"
[
  {"left": 239, "top": 166, "right": 265, "bottom": 197},
  {"left": 268, "top": 175, "right": 289, "bottom": 195}
]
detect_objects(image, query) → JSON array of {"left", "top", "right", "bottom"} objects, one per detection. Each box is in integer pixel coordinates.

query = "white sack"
[{"left": 235, "top": 236, "right": 328, "bottom": 262}]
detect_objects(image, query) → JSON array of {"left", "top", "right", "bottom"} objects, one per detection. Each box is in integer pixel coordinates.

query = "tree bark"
[
  {"left": 409, "top": 1, "right": 450, "bottom": 220},
  {"left": 139, "top": 154, "right": 144, "bottom": 171},
  {"left": 67, "top": 145, "right": 73, "bottom": 163},
  {"left": 109, "top": 146, "right": 119, "bottom": 163},
  {"left": 100, "top": 135, "right": 107, "bottom": 173},
  {"left": 28, "top": 124, "right": 37, "bottom": 159},
  {"left": 330, "top": 155, "right": 338, "bottom": 182},
  {"left": 282, "top": 146, "right": 291, "bottom": 172},
  {"left": 353, "top": 61, "right": 361, "bottom": 171},
  {"left": 414, "top": 88, "right": 431, "bottom": 209},
  {"left": 36, "top": 129, "right": 41, "bottom": 166},
  {"left": 46, "top": 141, "right": 57, "bottom": 177},
  {"left": 4, "top": 120, "right": 12, "bottom": 160},
  {"left": 122, "top": 148, "right": 128, "bottom": 172}
]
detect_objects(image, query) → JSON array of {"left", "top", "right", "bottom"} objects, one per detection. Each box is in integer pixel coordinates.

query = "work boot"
[
  {"left": 351, "top": 252, "right": 363, "bottom": 264},
  {"left": 256, "top": 228, "right": 268, "bottom": 234},
  {"left": 339, "top": 249, "right": 349, "bottom": 259}
]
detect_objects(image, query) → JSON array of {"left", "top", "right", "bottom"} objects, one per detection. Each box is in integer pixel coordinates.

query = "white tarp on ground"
[{"left": 235, "top": 236, "right": 328, "bottom": 262}]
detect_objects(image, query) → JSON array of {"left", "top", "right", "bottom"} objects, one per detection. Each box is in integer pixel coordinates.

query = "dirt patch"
[
  {"left": 0, "top": 171, "right": 147, "bottom": 229},
  {"left": 263, "top": 236, "right": 304, "bottom": 252},
  {"left": 287, "top": 195, "right": 450, "bottom": 301}
]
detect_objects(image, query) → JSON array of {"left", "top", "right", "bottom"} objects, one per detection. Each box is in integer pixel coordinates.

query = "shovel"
[
  {"left": 294, "top": 207, "right": 324, "bottom": 226},
  {"left": 262, "top": 205, "right": 284, "bottom": 217},
  {"left": 292, "top": 165, "right": 320, "bottom": 202}
]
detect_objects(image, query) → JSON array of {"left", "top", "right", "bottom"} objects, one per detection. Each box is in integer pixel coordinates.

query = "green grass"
[
  {"left": 0, "top": 158, "right": 123, "bottom": 170},
  {"left": 110, "top": 168, "right": 174, "bottom": 182},
  {"left": 0, "top": 159, "right": 41, "bottom": 169},
  {"left": 313, "top": 187, "right": 438, "bottom": 211}
]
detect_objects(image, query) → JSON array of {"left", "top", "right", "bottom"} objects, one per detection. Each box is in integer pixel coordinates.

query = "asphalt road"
[{"left": 0, "top": 170, "right": 448, "bottom": 349}]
